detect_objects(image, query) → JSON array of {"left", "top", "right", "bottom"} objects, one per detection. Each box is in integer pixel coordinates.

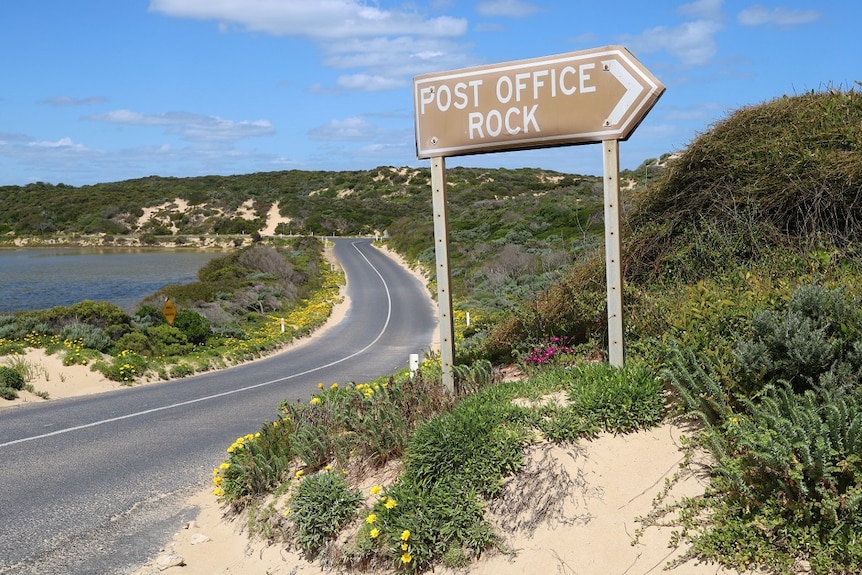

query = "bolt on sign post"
[{"left": 413, "top": 46, "right": 664, "bottom": 385}]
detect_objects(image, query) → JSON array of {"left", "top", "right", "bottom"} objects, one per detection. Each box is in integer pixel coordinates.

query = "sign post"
[
  {"left": 414, "top": 45, "right": 663, "bottom": 376},
  {"left": 430, "top": 156, "right": 456, "bottom": 393}
]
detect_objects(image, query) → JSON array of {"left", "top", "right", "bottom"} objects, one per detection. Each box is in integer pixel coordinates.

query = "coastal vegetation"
[{"left": 3, "top": 85, "right": 862, "bottom": 573}]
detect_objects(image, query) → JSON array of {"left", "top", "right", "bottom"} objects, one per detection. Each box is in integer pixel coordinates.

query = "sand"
[{"left": 2, "top": 240, "right": 747, "bottom": 575}]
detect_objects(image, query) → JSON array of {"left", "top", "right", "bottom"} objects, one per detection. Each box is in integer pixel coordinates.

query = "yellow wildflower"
[
  {"left": 370, "top": 484, "right": 382, "bottom": 496},
  {"left": 330, "top": 382, "right": 339, "bottom": 390},
  {"left": 401, "top": 552, "right": 412, "bottom": 564},
  {"left": 310, "top": 397, "right": 321, "bottom": 405},
  {"left": 369, "top": 528, "right": 380, "bottom": 539},
  {"left": 365, "top": 513, "right": 377, "bottom": 524},
  {"left": 318, "top": 383, "right": 324, "bottom": 389},
  {"left": 400, "top": 530, "right": 410, "bottom": 541},
  {"left": 219, "top": 462, "right": 230, "bottom": 470},
  {"left": 295, "top": 470, "right": 304, "bottom": 480},
  {"left": 385, "top": 498, "right": 397, "bottom": 509},
  {"left": 401, "top": 543, "right": 408, "bottom": 551},
  {"left": 212, "top": 487, "right": 224, "bottom": 497}
]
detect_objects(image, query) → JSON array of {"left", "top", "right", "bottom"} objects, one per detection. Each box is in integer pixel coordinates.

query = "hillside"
[{"left": 6, "top": 85, "right": 861, "bottom": 574}]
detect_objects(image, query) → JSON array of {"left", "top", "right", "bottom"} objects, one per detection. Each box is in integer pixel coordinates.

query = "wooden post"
[
  {"left": 430, "top": 156, "right": 456, "bottom": 393},
  {"left": 602, "top": 140, "right": 626, "bottom": 367}
]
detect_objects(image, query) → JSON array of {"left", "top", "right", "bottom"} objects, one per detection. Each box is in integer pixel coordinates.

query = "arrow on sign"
[
  {"left": 602, "top": 59, "right": 645, "bottom": 127},
  {"left": 414, "top": 45, "right": 665, "bottom": 159}
]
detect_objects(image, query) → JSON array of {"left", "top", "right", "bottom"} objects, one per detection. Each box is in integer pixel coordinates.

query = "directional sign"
[
  {"left": 162, "top": 298, "right": 177, "bottom": 325},
  {"left": 414, "top": 45, "right": 664, "bottom": 159}
]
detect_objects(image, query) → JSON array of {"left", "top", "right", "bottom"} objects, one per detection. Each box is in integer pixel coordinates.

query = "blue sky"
[{"left": 1, "top": 0, "right": 857, "bottom": 186}]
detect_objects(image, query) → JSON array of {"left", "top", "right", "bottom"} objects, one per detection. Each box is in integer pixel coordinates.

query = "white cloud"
[
  {"left": 476, "top": 0, "right": 539, "bottom": 18},
  {"left": 322, "top": 35, "right": 474, "bottom": 80},
  {"left": 88, "top": 110, "right": 274, "bottom": 142},
  {"left": 148, "top": 1, "right": 471, "bottom": 92},
  {"left": 28, "top": 137, "right": 85, "bottom": 149},
  {"left": 336, "top": 74, "right": 407, "bottom": 91},
  {"left": 677, "top": 0, "right": 723, "bottom": 20},
  {"left": 148, "top": 0, "right": 466, "bottom": 39},
  {"left": 308, "top": 117, "right": 376, "bottom": 141},
  {"left": 624, "top": 19, "right": 722, "bottom": 67},
  {"left": 737, "top": 5, "right": 820, "bottom": 27}
]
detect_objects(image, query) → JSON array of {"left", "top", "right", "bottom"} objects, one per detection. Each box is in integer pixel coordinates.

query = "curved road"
[{"left": 0, "top": 238, "right": 437, "bottom": 575}]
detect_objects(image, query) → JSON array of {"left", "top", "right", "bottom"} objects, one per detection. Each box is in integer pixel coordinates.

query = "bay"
[{"left": 0, "top": 248, "right": 224, "bottom": 313}]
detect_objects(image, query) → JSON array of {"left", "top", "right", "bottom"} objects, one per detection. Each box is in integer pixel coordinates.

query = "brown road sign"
[{"left": 414, "top": 45, "right": 665, "bottom": 159}]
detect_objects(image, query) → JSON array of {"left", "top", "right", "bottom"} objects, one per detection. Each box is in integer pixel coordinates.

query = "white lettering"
[
  {"left": 496, "top": 76, "right": 513, "bottom": 104},
  {"left": 560, "top": 66, "right": 577, "bottom": 96},
  {"left": 453, "top": 82, "right": 469, "bottom": 110},
  {"left": 515, "top": 72, "right": 530, "bottom": 102},
  {"left": 468, "top": 112, "right": 485, "bottom": 139},
  {"left": 467, "top": 106, "right": 542, "bottom": 139},
  {"left": 420, "top": 87, "right": 434, "bottom": 115},
  {"left": 505, "top": 107, "right": 521, "bottom": 135},
  {"left": 436, "top": 85, "right": 452, "bottom": 111},
  {"left": 523, "top": 104, "right": 539, "bottom": 133},
  {"left": 486, "top": 109, "right": 503, "bottom": 136},
  {"left": 532, "top": 69, "right": 547, "bottom": 100},
  {"left": 579, "top": 63, "right": 596, "bottom": 93},
  {"left": 468, "top": 79, "right": 482, "bottom": 107}
]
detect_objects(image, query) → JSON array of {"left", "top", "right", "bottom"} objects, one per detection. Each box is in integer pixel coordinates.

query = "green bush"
[
  {"left": 566, "top": 362, "right": 665, "bottom": 434},
  {"left": 0, "top": 386, "right": 18, "bottom": 400},
  {"left": 404, "top": 391, "right": 527, "bottom": 499},
  {"left": 61, "top": 323, "right": 112, "bottom": 352},
  {"left": 36, "top": 300, "right": 131, "bottom": 331},
  {"left": 0, "top": 366, "right": 26, "bottom": 390},
  {"left": 96, "top": 351, "right": 149, "bottom": 384},
  {"left": 174, "top": 308, "right": 211, "bottom": 345},
  {"left": 362, "top": 478, "right": 498, "bottom": 571},
  {"left": 145, "top": 324, "right": 191, "bottom": 357},
  {"left": 114, "top": 331, "right": 152, "bottom": 355},
  {"left": 289, "top": 470, "right": 362, "bottom": 557},
  {"left": 734, "top": 284, "right": 862, "bottom": 394},
  {"left": 687, "top": 384, "right": 862, "bottom": 573},
  {"left": 219, "top": 419, "right": 295, "bottom": 509}
]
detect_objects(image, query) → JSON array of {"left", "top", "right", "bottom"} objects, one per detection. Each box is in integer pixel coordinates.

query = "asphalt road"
[{"left": 0, "top": 238, "right": 437, "bottom": 575}]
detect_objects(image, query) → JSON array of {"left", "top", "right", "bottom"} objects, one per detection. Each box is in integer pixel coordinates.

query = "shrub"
[
  {"left": 289, "top": 470, "right": 362, "bottom": 557},
  {"left": 734, "top": 284, "right": 862, "bottom": 394},
  {"left": 686, "top": 384, "right": 862, "bottom": 573},
  {"left": 61, "top": 323, "right": 112, "bottom": 352},
  {"left": 0, "top": 386, "right": 17, "bottom": 400},
  {"left": 96, "top": 351, "right": 148, "bottom": 384},
  {"left": 36, "top": 300, "right": 131, "bottom": 330},
  {"left": 362, "top": 478, "right": 498, "bottom": 571},
  {"left": 169, "top": 363, "right": 194, "bottom": 378},
  {"left": 566, "top": 362, "right": 665, "bottom": 434},
  {"left": 0, "top": 366, "right": 25, "bottom": 390},
  {"left": 174, "top": 308, "right": 211, "bottom": 345},
  {"left": 114, "top": 331, "right": 152, "bottom": 355},
  {"left": 404, "top": 391, "right": 527, "bottom": 499},
  {"left": 145, "top": 324, "right": 191, "bottom": 357},
  {"left": 217, "top": 419, "right": 295, "bottom": 509}
]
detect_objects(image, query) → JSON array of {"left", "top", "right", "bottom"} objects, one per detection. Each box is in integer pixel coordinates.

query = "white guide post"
[
  {"left": 430, "top": 156, "right": 456, "bottom": 393},
  {"left": 602, "top": 140, "right": 626, "bottom": 367}
]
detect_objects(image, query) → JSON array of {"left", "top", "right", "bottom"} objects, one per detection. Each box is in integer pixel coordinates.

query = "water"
[{"left": 0, "top": 248, "right": 224, "bottom": 313}]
